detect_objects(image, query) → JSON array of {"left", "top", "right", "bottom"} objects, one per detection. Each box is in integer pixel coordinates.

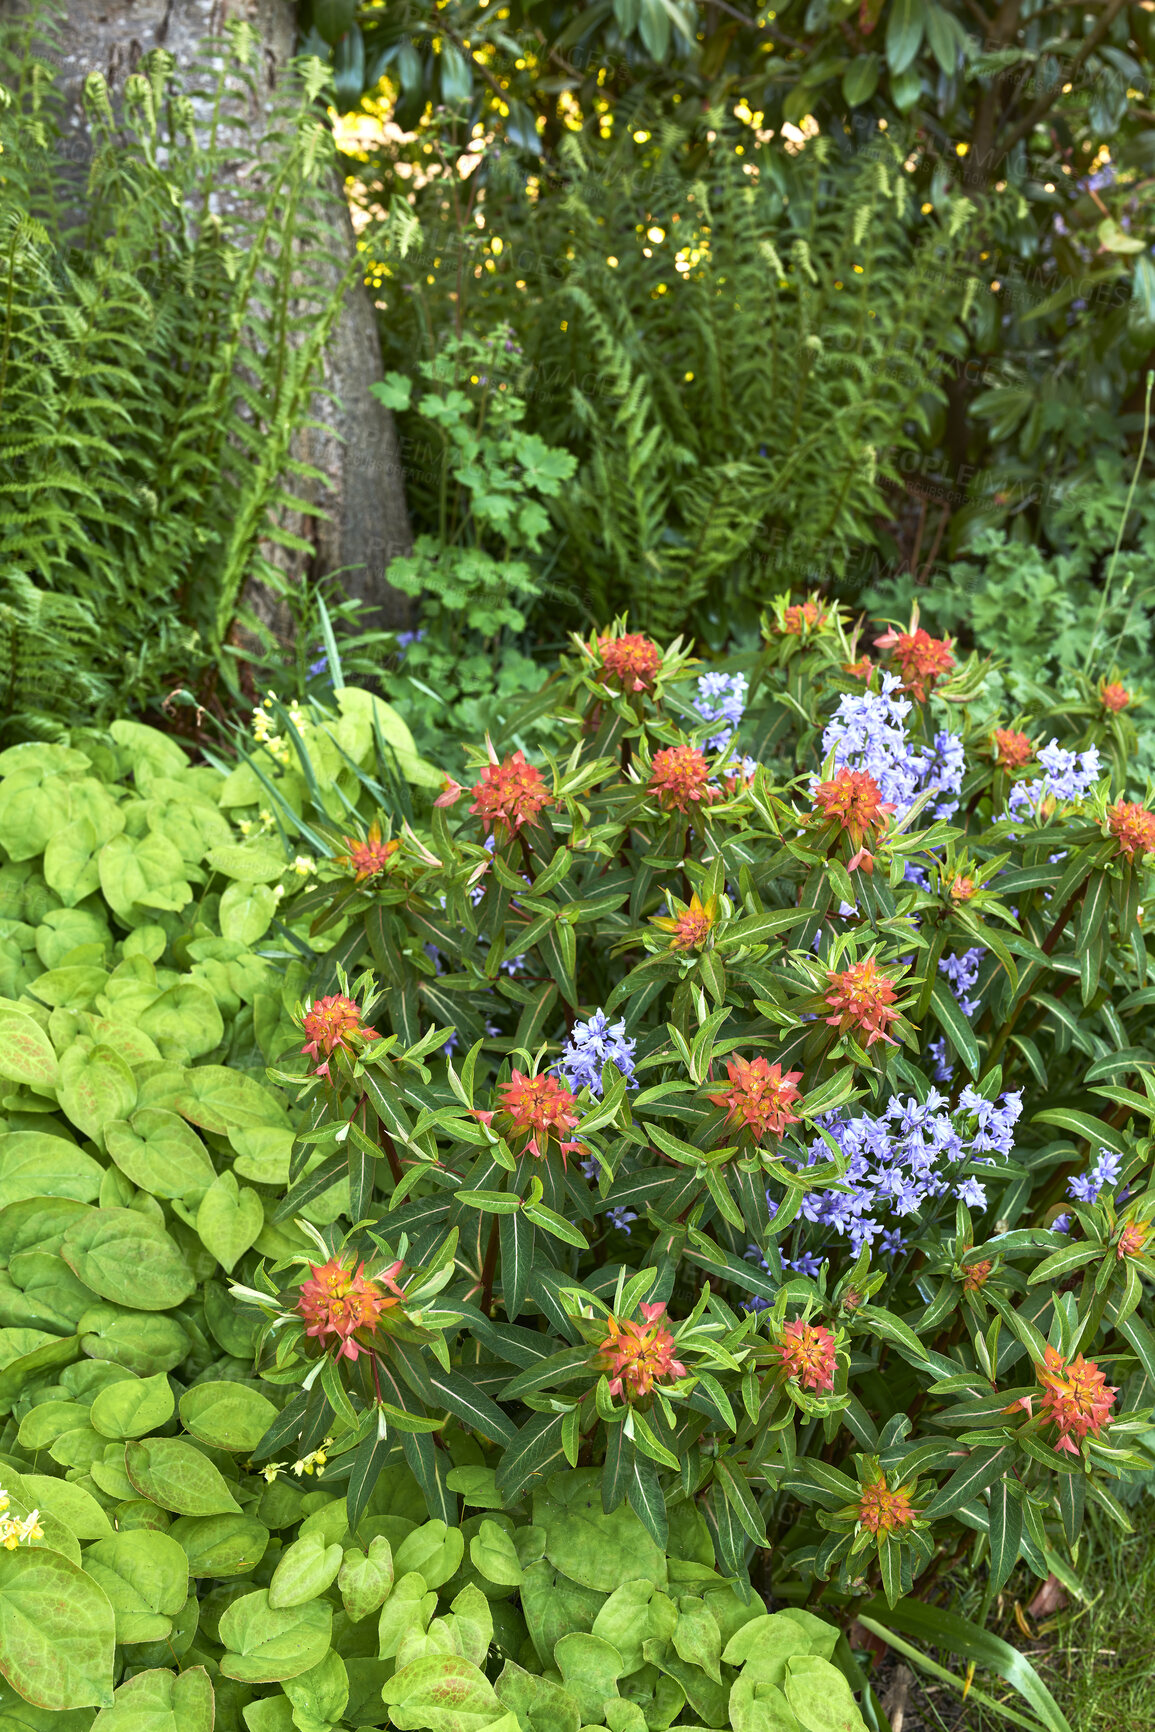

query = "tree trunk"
[{"left": 15, "top": 0, "right": 413, "bottom": 636}]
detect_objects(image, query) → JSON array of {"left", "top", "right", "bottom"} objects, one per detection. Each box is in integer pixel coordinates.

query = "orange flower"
[
  {"left": 950, "top": 875, "right": 976, "bottom": 902},
  {"left": 708, "top": 1055, "right": 804, "bottom": 1143},
  {"left": 993, "top": 728, "right": 1033, "bottom": 769},
  {"left": 651, "top": 891, "right": 716, "bottom": 951},
  {"left": 811, "top": 767, "right": 894, "bottom": 872},
  {"left": 296, "top": 1256, "right": 404, "bottom": 1362},
  {"left": 1117, "top": 1218, "right": 1150, "bottom": 1260},
  {"left": 782, "top": 600, "right": 826, "bottom": 635},
  {"left": 774, "top": 1318, "right": 836, "bottom": 1391},
  {"left": 1101, "top": 682, "right": 1133, "bottom": 714},
  {"left": 477, "top": 1069, "right": 584, "bottom": 1162},
  {"left": 1107, "top": 800, "right": 1155, "bottom": 861},
  {"left": 857, "top": 1476, "right": 918, "bottom": 1536},
  {"left": 337, "top": 820, "right": 399, "bottom": 884},
  {"left": 470, "top": 751, "right": 553, "bottom": 838},
  {"left": 595, "top": 1302, "right": 686, "bottom": 1400},
  {"left": 844, "top": 656, "right": 873, "bottom": 681},
  {"left": 876, "top": 625, "right": 955, "bottom": 702},
  {"left": 300, "top": 995, "right": 380, "bottom": 1080},
  {"left": 1036, "top": 1344, "right": 1117, "bottom": 1455},
  {"left": 824, "top": 957, "right": 901, "bottom": 1048},
  {"left": 648, "top": 744, "right": 719, "bottom": 814},
  {"left": 961, "top": 1258, "right": 993, "bottom": 1291},
  {"left": 598, "top": 632, "right": 663, "bottom": 692}
]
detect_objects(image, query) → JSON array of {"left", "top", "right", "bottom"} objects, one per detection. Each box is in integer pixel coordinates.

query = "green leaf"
[
  {"left": 784, "top": 1654, "right": 869, "bottom": 1732},
  {"left": 382, "top": 1654, "right": 504, "bottom": 1732},
  {"left": 268, "top": 1529, "right": 344, "bottom": 1609},
  {"left": 169, "top": 1512, "right": 269, "bottom": 1578},
  {"left": 0, "top": 1132, "right": 102, "bottom": 1209},
  {"left": 179, "top": 1381, "right": 278, "bottom": 1452},
  {"left": 62, "top": 1209, "right": 194, "bottom": 1311},
  {"left": 58, "top": 1044, "right": 137, "bottom": 1143},
  {"left": 218, "top": 1588, "right": 333, "bottom": 1683},
  {"left": 394, "top": 1520, "right": 465, "bottom": 1589},
  {"left": 470, "top": 1519, "right": 523, "bottom": 1587},
  {"left": 83, "top": 1528, "right": 189, "bottom": 1645},
  {"left": 930, "top": 981, "right": 980, "bottom": 1078},
  {"left": 90, "top": 1371, "right": 175, "bottom": 1441},
  {"left": 885, "top": 0, "right": 924, "bottom": 73},
  {"left": 124, "top": 1437, "right": 242, "bottom": 1516},
  {"left": 987, "top": 1479, "right": 1021, "bottom": 1594},
  {"left": 0, "top": 1014, "right": 58, "bottom": 1089},
  {"left": 924, "top": 1448, "right": 1013, "bottom": 1519},
  {"left": 554, "top": 1631, "right": 624, "bottom": 1723},
  {"left": 219, "top": 879, "right": 277, "bottom": 944},
  {"left": 339, "top": 1534, "right": 395, "bottom": 1621},
  {"left": 91, "top": 1663, "right": 214, "bottom": 1731},
  {"left": 0, "top": 1546, "right": 115, "bottom": 1710},
  {"left": 195, "top": 1170, "right": 264, "bottom": 1273},
  {"left": 105, "top": 1110, "right": 215, "bottom": 1199},
  {"left": 538, "top": 1469, "right": 667, "bottom": 1592}
]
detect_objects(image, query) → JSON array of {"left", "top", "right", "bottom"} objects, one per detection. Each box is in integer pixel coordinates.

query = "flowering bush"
[{"left": 202, "top": 599, "right": 1155, "bottom": 1728}]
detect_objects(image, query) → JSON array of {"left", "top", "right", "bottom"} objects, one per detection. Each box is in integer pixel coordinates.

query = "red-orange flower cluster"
[
  {"left": 1036, "top": 1345, "right": 1117, "bottom": 1456},
  {"left": 1101, "top": 682, "right": 1133, "bottom": 714},
  {"left": 811, "top": 767, "right": 894, "bottom": 872},
  {"left": 993, "top": 728, "right": 1034, "bottom": 769},
  {"left": 824, "top": 957, "right": 900, "bottom": 1048},
  {"left": 300, "top": 995, "right": 380, "bottom": 1080},
  {"left": 950, "top": 875, "right": 976, "bottom": 903},
  {"left": 782, "top": 600, "right": 826, "bottom": 635},
  {"left": 598, "top": 632, "right": 663, "bottom": 692},
  {"left": 651, "top": 892, "right": 716, "bottom": 951},
  {"left": 1117, "top": 1218, "right": 1150, "bottom": 1260},
  {"left": 1107, "top": 800, "right": 1155, "bottom": 861},
  {"left": 774, "top": 1318, "right": 836, "bottom": 1391},
  {"left": 469, "top": 751, "right": 553, "bottom": 838},
  {"left": 477, "top": 1069, "right": 584, "bottom": 1162},
  {"left": 647, "top": 745, "right": 719, "bottom": 814},
  {"left": 844, "top": 656, "right": 873, "bottom": 682},
  {"left": 876, "top": 625, "right": 955, "bottom": 702},
  {"left": 961, "top": 1258, "right": 993, "bottom": 1291},
  {"left": 857, "top": 1477, "right": 918, "bottom": 1536},
  {"left": 337, "top": 820, "right": 398, "bottom": 883},
  {"left": 296, "top": 1256, "right": 403, "bottom": 1362},
  {"left": 596, "top": 1302, "right": 686, "bottom": 1401},
  {"left": 708, "top": 1055, "right": 804, "bottom": 1144}
]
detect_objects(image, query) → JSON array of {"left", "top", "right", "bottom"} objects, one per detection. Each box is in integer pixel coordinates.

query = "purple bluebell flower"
[
  {"left": 557, "top": 1009, "right": 638, "bottom": 1097},
  {"left": 307, "top": 652, "right": 329, "bottom": 677},
  {"left": 820, "top": 675, "right": 964, "bottom": 821},
  {"left": 694, "top": 671, "right": 748, "bottom": 754},
  {"left": 604, "top": 1206, "right": 637, "bottom": 1234},
  {"left": 787, "top": 1251, "right": 825, "bottom": 1277},
  {"left": 939, "top": 948, "right": 984, "bottom": 1018},
  {"left": 396, "top": 629, "right": 427, "bottom": 652},
  {"left": 1067, "top": 1146, "right": 1122, "bottom": 1206},
  {"left": 928, "top": 1035, "right": 955, "bottom": 1082},
  {"left": 776, "top": 1087, "right": 1020, "bottom": 1256},
  {"left": 1007, "top": 739, "right": 1101, "bottom": 815},
  {"left": 1051, "top": 1213, "right": 1071, "bottom": 1234},
  {"left": 955, "top": 1177, "right": 987, "bottom": 1208}
]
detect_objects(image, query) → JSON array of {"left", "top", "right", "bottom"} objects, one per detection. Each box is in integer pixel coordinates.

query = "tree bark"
[{"left": 12, "top": 0, "right": 413, "bottom": 636}]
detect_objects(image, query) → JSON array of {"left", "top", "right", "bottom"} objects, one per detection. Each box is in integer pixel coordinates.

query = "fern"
[
  {"left": 487, "top": 125, "right": 977, "bottom": 638},
  {"left": 0, "top": 13, "right": 352, "bottom": 739}
]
